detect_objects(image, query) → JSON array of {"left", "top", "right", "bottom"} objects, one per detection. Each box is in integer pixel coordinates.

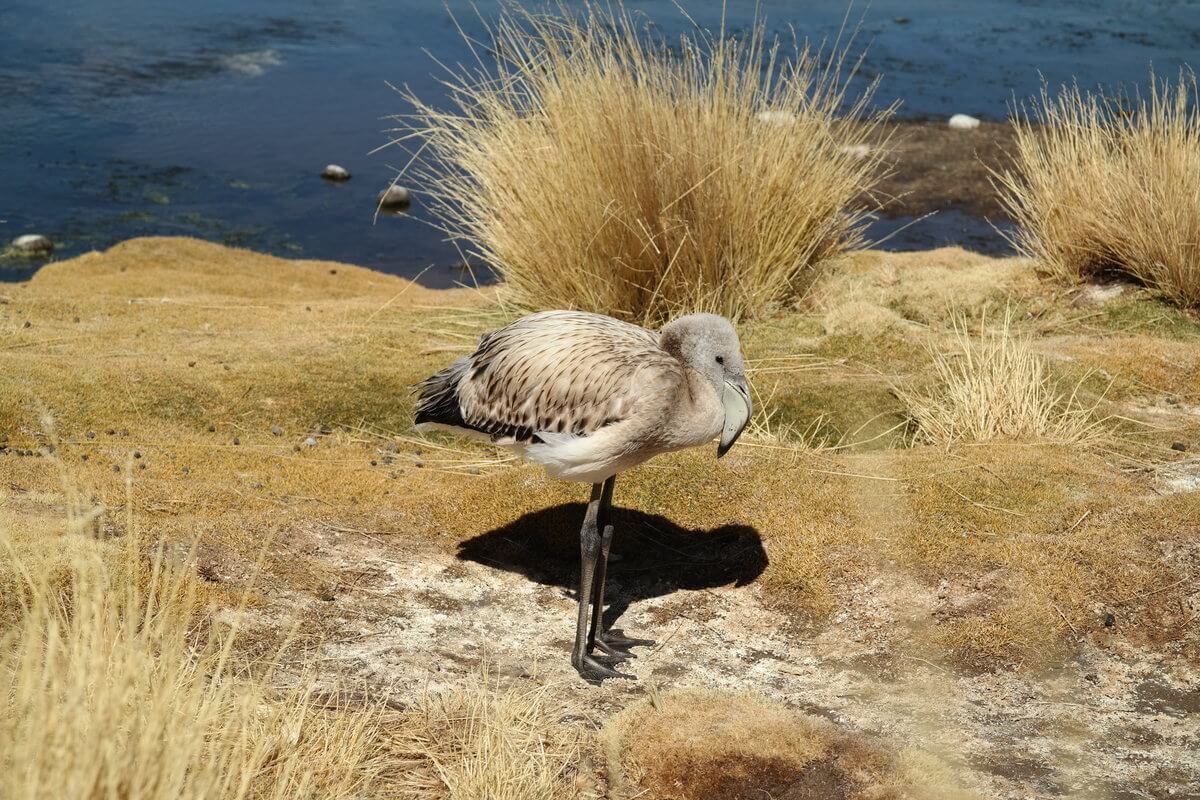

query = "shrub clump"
[
  {"left": 395, "top": 5, "right": 890, "bottom": 324},
  {"left": 995, "top": 71, "right": 1200, "bottom": 306},
  {"left": 896, "top": 314, "right": 1101, "bottom": 446}
]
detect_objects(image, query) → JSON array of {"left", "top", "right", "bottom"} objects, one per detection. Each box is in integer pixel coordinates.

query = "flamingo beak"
[{"left": 717, "top": 377, "right": 752, "bottom": 458}]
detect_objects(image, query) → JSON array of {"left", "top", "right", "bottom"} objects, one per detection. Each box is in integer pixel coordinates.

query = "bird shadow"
[{"left": 456, "top": 503, "right": 767, "bottom": 633}]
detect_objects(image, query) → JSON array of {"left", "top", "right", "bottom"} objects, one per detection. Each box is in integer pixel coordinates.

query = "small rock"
[
  {"left": 188, "top": 361, "right": 196, "bottom": 367},
  {"left": 22, "top": 321, "right": 31, "bottom": 329},
  {"left": 72, "top": 316, "right": 80, "bottom": 323},
  {"left": 132, "top": 451, "right": 142, "bottom": 459},
  {"left": 378, "top": 185, "right": 412, "bottom": 210},
  {"left": 112, "top": 464, "right": 120, "bottom": 473},
  {"left": 138, "top": 463, "right": 146, "bottom": 470},
  {"left": 1166, "top": 396, "right": 1180, "bottom": 405},
  {"left": 755, "top": 110, "right": 796, "bottom": 125},
  {"left": 207, "top": 425, "right": 216, "bottom": 433},
  {"left": 86, "top": 431, "right": 96, "bottom": 440},
  {"left": 894, "top": 16, "right": 911, "bottom": 24},
  {"left": 1104, "top": 611, "right": 1116, "bottom": 628},
  {"left": 270, "top": 425, "right": 283, "bottom": 437},
  {"left": 1171, "top": 441, "right": 1187, "bottom": 452},
  {"left": 106, "top": 429, "right": 116, "bottom": 436},
  {"left": 182, "top": 467, "right": 190, "bottom": 475},
  {"left": 948, "top": 113, "right": 981, "bottom": 130},
  {"left": 10, "top": 234, "right": 54, "bottom": 255},
  {"left": 304, "top": 436, "right": 318, "bottom": 447},
  {"left": 321, "top": 164, "right": 351, "bottom": 182},
  {"left": 232, "top": 437, "right": 240, "bottom": 446},
  {"left": 81, "top": 454, "right": 88, "bottom": 461},
  {"left": 370, "top": 459, "right": 377, "bottom": 466}
]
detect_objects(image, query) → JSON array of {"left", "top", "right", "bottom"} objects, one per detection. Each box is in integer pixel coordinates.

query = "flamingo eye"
[{"left": 715, "top": 355, "right": 725, "bottom": 365}]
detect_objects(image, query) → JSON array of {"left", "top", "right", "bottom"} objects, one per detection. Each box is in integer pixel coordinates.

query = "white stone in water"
[
  {"left": 755, "top": 110, "right": 796, "bottom": 125},
  {"left": 321, "top": 164, "right": 351, "bottom": 181},
  {"left": 948, "top": 113, "right": 981, "bottom": 130},
  {"left": 10, "top": 234, "right": 53, "bottom": 255},
  {"left": 839, "top": 144, "right": 871, "bottom": 160},
  {"left": 378, "top": 185, "right": 412, "bottom": 209}
]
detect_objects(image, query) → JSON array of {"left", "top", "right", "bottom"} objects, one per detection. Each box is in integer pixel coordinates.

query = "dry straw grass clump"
[
  {"left": 394, "top": 4, "right": 890, "bottom": 324},
  {"left": 0, "top": 497, "right": 385, "bottom": 799},
  {"left": 602, "top": 688, "right": 971, "bottom": 800},
  {"left": 995, "top": 70, "right": 1200, "bottom": 306},
  {"left": 388, "top": 675, "right": 579, "bottom": 800},
  {"left": 897, "top": 313, "right": 1101, "bottom": 446}
]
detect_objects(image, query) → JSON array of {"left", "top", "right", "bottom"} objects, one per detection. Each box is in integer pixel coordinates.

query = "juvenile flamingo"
[{"left": 415, "top": 310, "right": 751, "bottom": 681}]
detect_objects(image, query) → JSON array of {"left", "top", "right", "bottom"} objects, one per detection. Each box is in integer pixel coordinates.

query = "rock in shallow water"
[
  {"left": 321, "top": 164, "right": 351, "bottom": 181},
  {"left": 10, "top": 234, "right": 54, "bottom": 255},
  {"left": 378, "top": 185, "right": 412, "bottom": 210},
  {"left": 948, "top": 113, "right": 981, "bottom": 130}
]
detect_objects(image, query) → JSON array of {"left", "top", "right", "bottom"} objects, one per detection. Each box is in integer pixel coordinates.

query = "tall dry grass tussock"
[
  {"left": 995, "top": 70, "right": 1200, "bottom": 306},
  {"left": 393, "top": 4, "right": 890, "bottom": 324},
  {"left": 0, "top": 479, "right": 385, "bottom": 799},
  {"left": 896, "top": 313, "right": 1102, "bottom": 446}
]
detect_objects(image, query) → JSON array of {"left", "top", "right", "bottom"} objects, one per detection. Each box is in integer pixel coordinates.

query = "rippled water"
[{"left": 1, "top": 0, "right": 1197, "bottom": 283}]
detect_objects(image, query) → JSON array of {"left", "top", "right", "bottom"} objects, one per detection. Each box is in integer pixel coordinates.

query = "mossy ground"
[{"left": 2, "top": 238, "right": 1198, "bottom": 797}]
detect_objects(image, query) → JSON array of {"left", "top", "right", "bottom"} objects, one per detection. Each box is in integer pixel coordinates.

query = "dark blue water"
[{"left": 2, "top": 1, "right": 1197, "bottom": 283}]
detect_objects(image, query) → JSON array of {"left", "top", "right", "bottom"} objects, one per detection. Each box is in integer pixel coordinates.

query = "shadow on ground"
[{"left": 457, "top": 503, "right": 767, "bottom": 631}]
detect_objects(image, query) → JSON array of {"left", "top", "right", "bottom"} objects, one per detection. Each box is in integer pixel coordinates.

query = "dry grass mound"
[
  {"left": 603, "top": 688, "right": 970, "bottom": 800},
  {"left": 995, "top": 70, "right": 1200, "bottom": 306},
  {"left": 388, "top": 675, "right": 579, "bottom": 800},
  {"left": 896, "top": 314, "right": 1101, "bottom": 446},
  {"left": 0, "top": 495, "right": 385, "bottom": 799},
  {"left": 394, "top": 5, "right": 890, "bottom": 324}
]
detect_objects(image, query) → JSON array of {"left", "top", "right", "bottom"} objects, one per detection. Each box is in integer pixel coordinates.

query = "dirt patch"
[{"left": 871, "top": 120, "right": 1018, "bottom": 221}]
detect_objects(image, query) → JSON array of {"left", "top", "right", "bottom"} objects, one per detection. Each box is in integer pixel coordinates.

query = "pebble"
[
  {"left": 10, "top": 234, "right": 54, "bottom": 255},
  {"left": 22, "top": 321, "right": 31, "bottom": 329},
  {"left": 948, "top": 113, "right": 981, "bottom": 130},
  {"left": 232, "top": 437, "right": 241, "bottom": 446},
  {"left": 106, "top": 429, "right": 116, "bottom": 436},
  {"left": 207, "top": 425, "right": 216, "bottom": 433},
  {"left": 321, "top": 164, "right": 351, "bottom": 182},
  {"left": 1171, "top": 441, "right": 1188, "bottom": 452},
  {"left": 304, "top": 436, "right": 318, "bottom": 447},
  {"left": 270, "top": 425, "right": 284, "bottom": 437},
  {"left": 133, "top": 451, "right": 142, "bottom": 459},
  {"left": 112, "top": 464, "right": 120, "bottom": 473},
  {"left": 378, "top": 185, "right": 412, "bottom": 209},
  {"left": 755, "top": 110, "right": 796, "bottom": 125},
  {"left": 86, "top": 431, "right": 96, "bottom": 440}
]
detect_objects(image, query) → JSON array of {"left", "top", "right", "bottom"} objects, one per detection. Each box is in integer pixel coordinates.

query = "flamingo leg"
[
  {"left": 587, "top": 476, "right": 655, "bottom": 663},
  {"left": 572, "top": 480, "right": 632, "bottom": 681}
]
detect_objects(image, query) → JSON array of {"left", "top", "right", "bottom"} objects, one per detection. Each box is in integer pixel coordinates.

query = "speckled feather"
[{"left": 417, "top": 310, "right": 684, "bottom": 442}]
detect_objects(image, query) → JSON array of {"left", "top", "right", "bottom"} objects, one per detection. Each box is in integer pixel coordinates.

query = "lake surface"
[{"left": 2, "top": 0, "right": 1197, "bottom": 283}]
